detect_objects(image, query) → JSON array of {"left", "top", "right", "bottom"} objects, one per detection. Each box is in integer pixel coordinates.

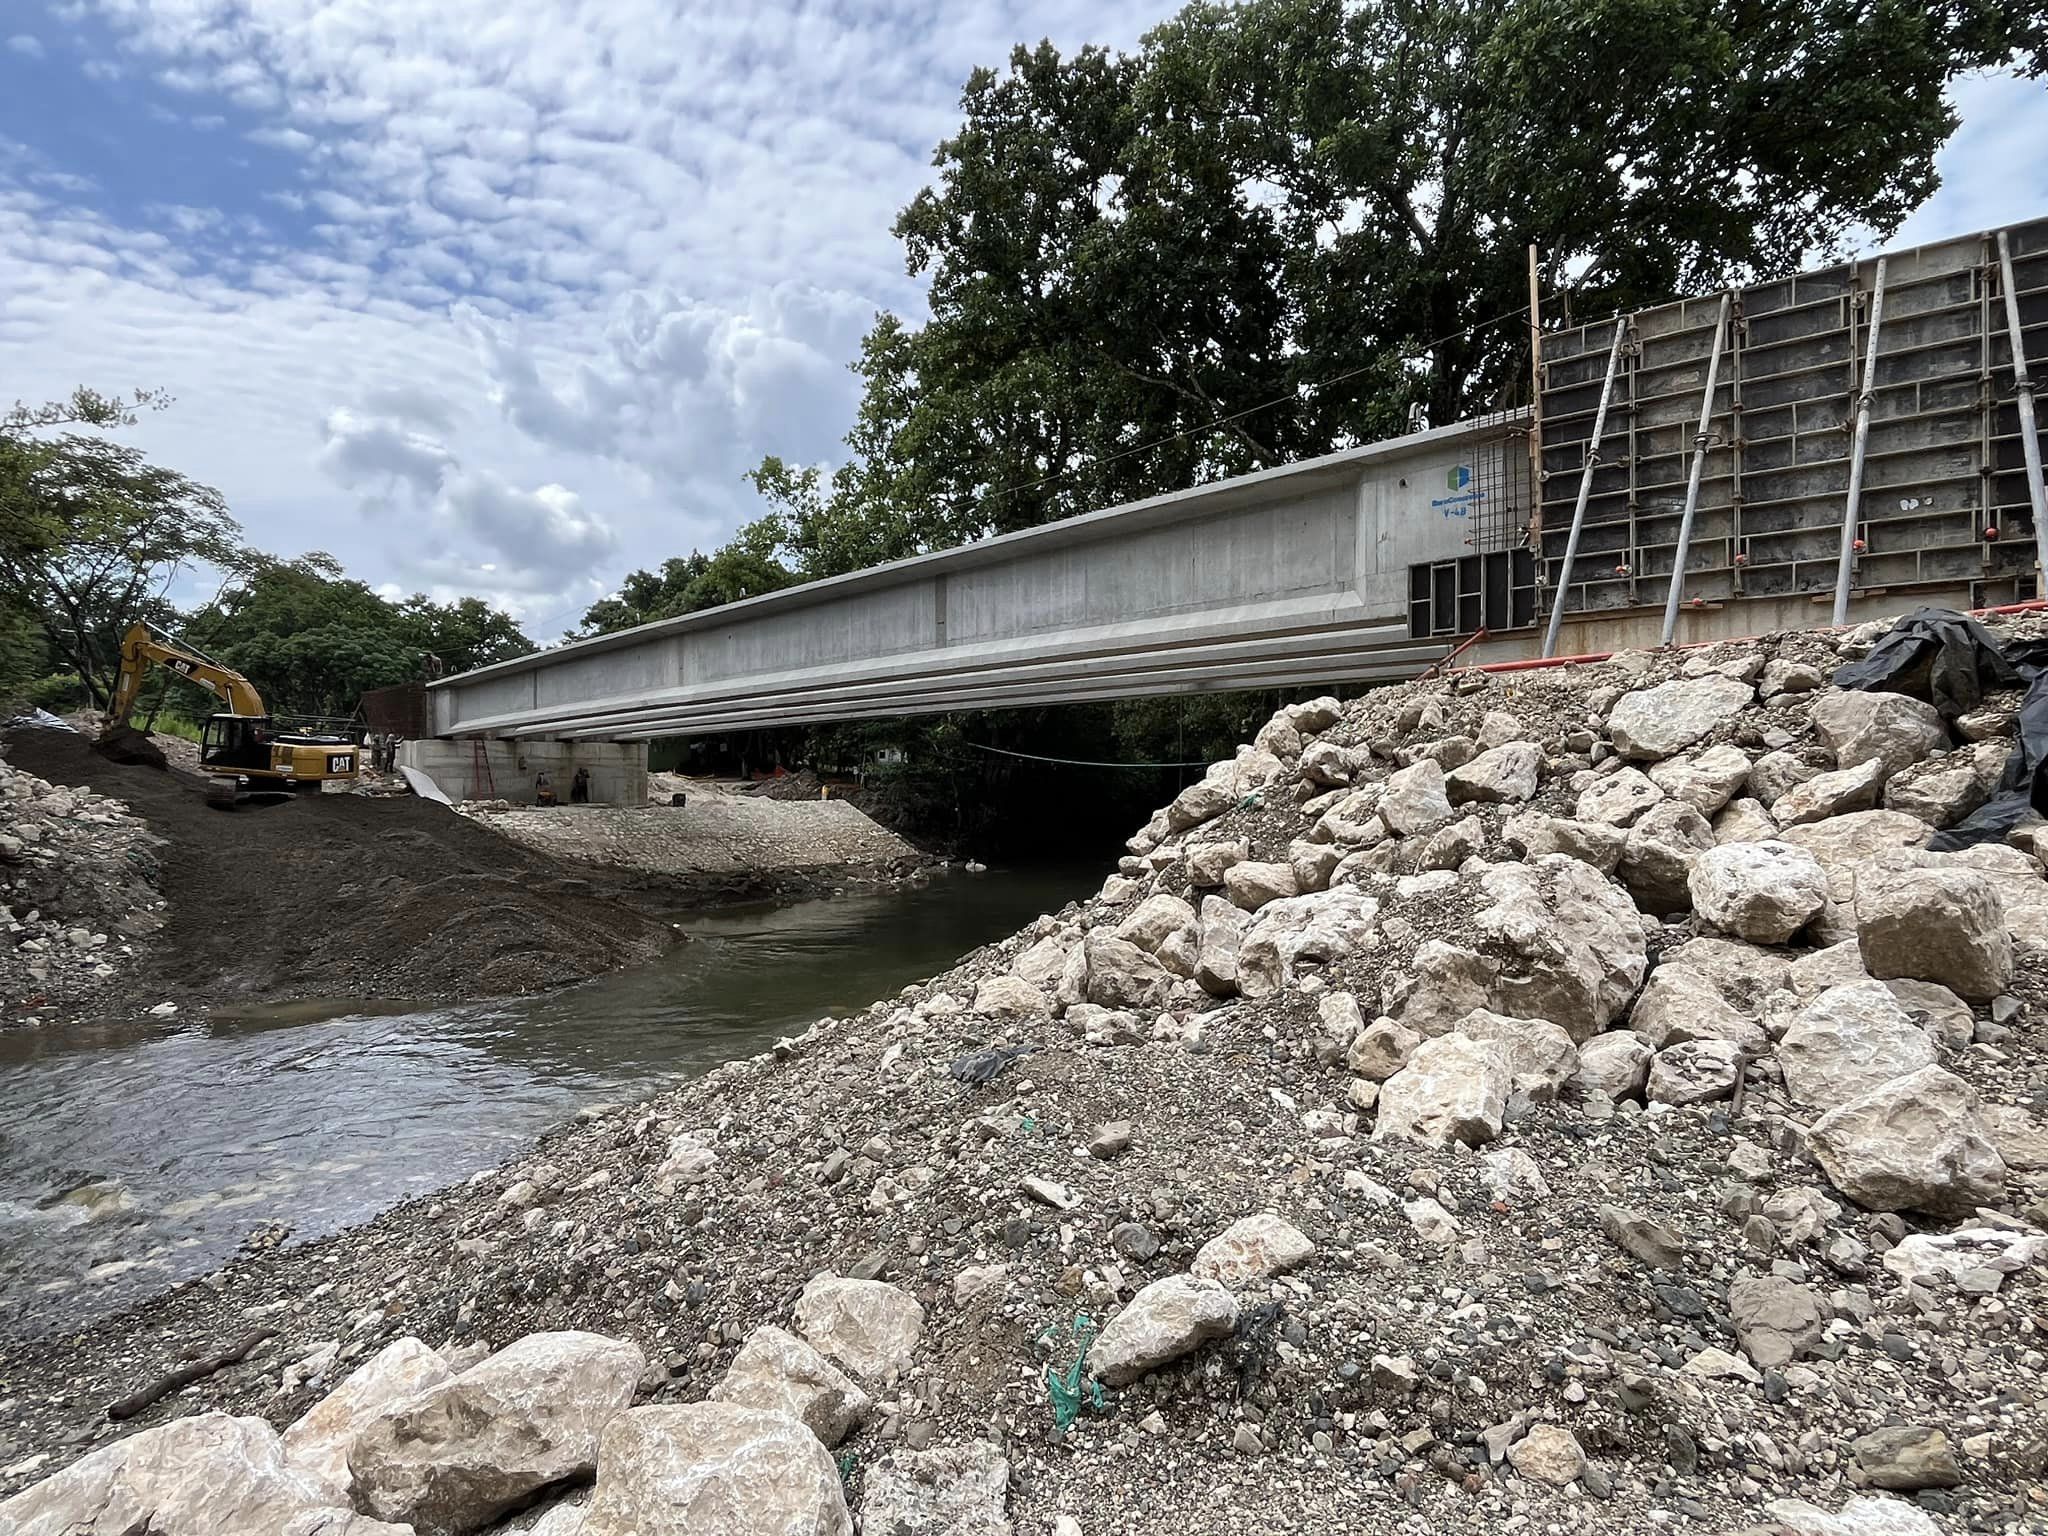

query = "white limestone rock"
[
  {"left": 1191, "top": 1213, "right": 1316, "bottom": 1287},
  {"left": 1618, "top": 800, "right": 1715, "bottom": 915},
  {"left": 284, "top": 1336, "right": 452, "bottom": 1502},
  {"left": 1113, "top": 893, "right": 1199, "bottom": 957},
  {"left": 1727, "top": 1274, "right": 1824, "bottom": 1368},
  {"left": 1446, "top": 741, "right": 1541, "bottom": 804},
  {"left": 1010, "top": 936, "right": 1069, "bottom": 987},
  {"left": 1608, "top": 675, "right": 1753, "bottom": 761},
  {"left": 1467, "top": 857, "right": 1650, "bottom": 1037},
  {"left": 1184, "top": 839, "right": 1250, "bottom": 887},
  {"left": 1446, "top": 1008, "right": 1579, "bottom": 1101},
  {"left": 1882, "top": 1226, "right": 2048, "bottom": 1290},
  {"left": 1766, "top": 1495, "right": 1941, "bottom": 1536},
  {"left": 1759, "top": 659, "right": 1826, "bottom": 699},
  {"left": 1811, "top": 690, "right": 1948, "bottom": 784},
  {"left": 1312, "top": 785, "right": 1387, "bottom": 846},
  {"left": 1193, "top": 894, "right": 1247, "bottom": 998},
  {"left": 1386, "top": 940, "right": 1498, "bottom": 1035},
  {"left": 1224, "top": 860, "right": 1299, "bottom": 912},
  {"left": 1373, "top": 1033, "right": 1513, "bottom": 1148},
  {"left": 1378, "top": 758, "right": 1454, "bottom": 836},
  {"left": 1347, "top": 1016, "right": 1421, "bottom": 1080},
  {"left": 1571, "top": 1031, "right": 1654, "bottom": 1100},
  {"left": 1688, "top": 840, "right": 1829, "bottom": 944},
  {"left": 1647, "top": 1039, "right": 1742, "bottom": 1106},
  {"left": 1713, "top": 796, "right": 1779, "bottom": 845},
  {"left": 1506, "top": 1423, "right": 1586, "bottom": 1487},
  {"left": 1505, "top": 812, "right": 1627, "bottom": 872},
  {"left": 1747, "top": 749, "right": 1821, "bottom": 807},
  {"left": 1778, "top": 981, "right": 1938, "bottom": 1113},
  {"left": 347, "top": 1331, "right": 645, "bottom": 1536},
  {"left": 0, "top": 1413, "right": 407, "bottom": 1536},
  {"left": 1235, "top": 885, "right": 1380, "bottom": 999},
  {"left": 1773, "top": 759, "right": 1887, "bottom": 827},
  {"left": 1883, "top": 744, "right": 2005, "bottom": 828},
  {"left": 1660, "top": 935, "right": 1792, "bottom": 1017},
  {"left": 1857, "top": 865, "right": 2012, "bottom": 1001},
  {"left": 1575, "top": 767, "right": 1664, "bottom": 827},
  {"left": 710, "top": 1326, "right": 871, "bottom": 1447},
  {"left": 1808, "top": 1066, "right": 2006, "bottom": 1215},
  {"left": 971, "top": 974, "right": 1051, "bottom": 1020},
  {"left": 1085, "top": 1275, "right": 1238, "bottom": 1387},
  {"left": 1627, "top": 966, "right": 1766, "bottom": 1052},
  {"left": 1649, "top": 743, "right": 1752, "bottom": 815},
  {"left": 578, "top": 1404, "right": 852, "bottom": 1536},
  {"left": 1082, "top": 933, "right": 1174, "bottom": 1012},
  {"left": 792, "top": 1275, "right": 925, "bottom": 1382}
]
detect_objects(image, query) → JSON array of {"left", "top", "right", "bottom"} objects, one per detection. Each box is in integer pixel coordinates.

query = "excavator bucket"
[{"left": 92, "top": 724, "right": 169, "bottom": 770}]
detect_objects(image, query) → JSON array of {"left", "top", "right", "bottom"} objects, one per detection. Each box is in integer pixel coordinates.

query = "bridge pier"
[{"left": 396, "top": 737, "right": 648, "bottom": 805}]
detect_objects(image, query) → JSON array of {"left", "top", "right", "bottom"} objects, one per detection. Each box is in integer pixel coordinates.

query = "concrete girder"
[
  {"left": 445, "top": 620, "right": 1436, "bottom": 739},
  {"left": 548, "top": 640, "right": 1450, "bottom": 741}
]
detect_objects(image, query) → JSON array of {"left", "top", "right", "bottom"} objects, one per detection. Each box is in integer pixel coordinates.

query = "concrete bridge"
[
  {"left": 411, "top": 217, "right": 2045, "bottom": 804},
  {"left": 409, "top": 416, "right": 1530, "bottom": 798}
]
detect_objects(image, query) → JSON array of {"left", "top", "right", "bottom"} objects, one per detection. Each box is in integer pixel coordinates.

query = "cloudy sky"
[{"left": 2, "top": 3, "right": 2044, "bottom": 637}]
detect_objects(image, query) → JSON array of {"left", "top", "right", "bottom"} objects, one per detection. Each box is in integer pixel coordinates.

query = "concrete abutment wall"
[{"left": 396, "top": 738, "right": 648, "bottom": 806}]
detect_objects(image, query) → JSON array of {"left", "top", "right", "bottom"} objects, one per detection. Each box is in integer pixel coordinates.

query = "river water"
[{"left": 0, "top": 863, "right": 1095, "bottom": 1337}]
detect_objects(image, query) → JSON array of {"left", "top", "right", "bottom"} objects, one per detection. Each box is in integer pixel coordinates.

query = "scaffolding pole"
[
  {"left": 1526, "top": 244, "right": 1545, "bottom": 548},
  {"left": 1541, "top": 315, "right": 1629, "bottom": 658},
  {"left": 1832, "top": 257, "right": 1888, "bottom": 625},
  {"left": 1660, "top": 292, "right": 1732, "bottom": 646},
  {"left": 1998, "top": 232, "right": 2047, "bottom": 589}
]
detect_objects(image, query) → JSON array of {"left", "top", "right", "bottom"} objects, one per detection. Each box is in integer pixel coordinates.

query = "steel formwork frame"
[{"left": 1533, "top": 218, "right": 2048, "bottom": 629}]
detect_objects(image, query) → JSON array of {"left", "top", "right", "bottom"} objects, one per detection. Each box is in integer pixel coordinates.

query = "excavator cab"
[{"left": 200, "top": 714, "right": 275, "bottom": 773}]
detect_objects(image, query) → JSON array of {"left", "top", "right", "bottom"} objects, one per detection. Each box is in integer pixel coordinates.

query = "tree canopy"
[
  {"left": 741, "top": 0, "right": 2045, "bottom": 578},
  {"left": 191, "top": 555, "right": 538, "bottom": 719}
]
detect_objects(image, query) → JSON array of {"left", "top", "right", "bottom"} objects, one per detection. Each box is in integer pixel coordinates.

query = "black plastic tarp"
[{"left": 1829, "top": 607, "right": 2046, "bottom": 849}]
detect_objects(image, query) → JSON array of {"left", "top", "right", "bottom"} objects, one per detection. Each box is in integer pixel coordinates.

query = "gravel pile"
[
  {"left": 0, "top": 733, "right": 164, "bottom": 1025},
  {"left": 5, "top": 613, "right": 2048, "bottom": 1536}
]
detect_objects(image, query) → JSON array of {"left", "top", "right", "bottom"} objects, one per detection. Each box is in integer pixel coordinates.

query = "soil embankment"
[
  {"left": 5, "top": 612, "right": 2047, "bottom": 1534},
  {"left": 2, "top": 728, "right": 677, "bottom": 1010}
]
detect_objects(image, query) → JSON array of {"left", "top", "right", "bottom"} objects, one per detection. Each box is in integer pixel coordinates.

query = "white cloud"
[{"left": 6, "top": 34, "right": 45, "bottom": 58}]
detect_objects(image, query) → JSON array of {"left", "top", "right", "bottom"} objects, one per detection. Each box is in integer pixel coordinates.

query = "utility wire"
[{"left": 962, "top": 740, "right": 1213, "bottom": 770}]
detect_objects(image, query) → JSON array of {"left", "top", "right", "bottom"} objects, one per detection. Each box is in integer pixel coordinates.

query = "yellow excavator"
[{"left": 102, "top": 622, "right": 361, "bottom": 807}]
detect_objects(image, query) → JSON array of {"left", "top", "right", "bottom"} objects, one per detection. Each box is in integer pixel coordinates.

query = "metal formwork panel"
[{"left": 1536, "top": 218, "right": 2048, "bottom": 623}]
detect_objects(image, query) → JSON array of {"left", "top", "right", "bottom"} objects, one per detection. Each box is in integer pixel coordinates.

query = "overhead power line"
[{"left": 962, "top": 740, "right": 1213, "bottom": 770}]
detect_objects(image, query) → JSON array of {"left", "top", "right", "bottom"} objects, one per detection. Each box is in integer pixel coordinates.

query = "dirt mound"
[
  {"left": 3, "top": 728, "right": 675, "bottom": 1008},
  {"left": 89, "top": 723, "right": 169, "bottom": 770}
]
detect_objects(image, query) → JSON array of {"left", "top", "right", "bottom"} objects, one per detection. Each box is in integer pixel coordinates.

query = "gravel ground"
[{"left": 3, "top": 614, "right": 2047, "bottom": 1536}]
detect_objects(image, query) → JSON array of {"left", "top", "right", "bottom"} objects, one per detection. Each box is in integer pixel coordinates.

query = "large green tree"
[
  {"left": 0, "top": 389, "right": 241, "bottom": 706},
  {"left": 752, "top": 0, "right": 2046, "bottom": 571}
]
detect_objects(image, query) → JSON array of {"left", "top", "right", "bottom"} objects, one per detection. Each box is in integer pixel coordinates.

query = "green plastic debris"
[{"left": 1040, "top": 1312, "right": 1107, "bottom": 1431}]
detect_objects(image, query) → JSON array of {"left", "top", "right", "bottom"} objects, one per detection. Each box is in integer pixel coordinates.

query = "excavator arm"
[{"left": 107, "top": 622, "right": 267, "bottom": 724}]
